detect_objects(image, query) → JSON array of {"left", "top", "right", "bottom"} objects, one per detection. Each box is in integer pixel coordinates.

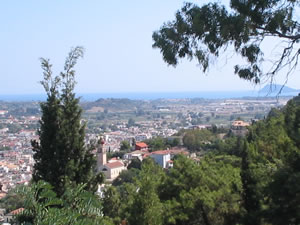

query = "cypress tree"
[
  {"left": 31, "top": 58, "right": 63, "bottom": 191},
  {"left": 32, "top": 47, "right": 103, "bottom": 196}
]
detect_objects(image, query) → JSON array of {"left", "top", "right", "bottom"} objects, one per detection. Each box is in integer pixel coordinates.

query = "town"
[{"left": 0, "top": 96, "right": 290, "bottom": 194}]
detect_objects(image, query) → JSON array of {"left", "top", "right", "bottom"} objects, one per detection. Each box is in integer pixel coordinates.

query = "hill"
[
  {"left": 259, "top": 84, "right": 299, "bottom": 93},
  {"left": 81, "top": 98, "right": 148, "bottom": 112}
]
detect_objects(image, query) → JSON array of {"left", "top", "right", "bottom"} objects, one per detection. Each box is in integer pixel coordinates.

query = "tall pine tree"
[{"left": 32, "top": 47, "right": 103, "bottom": 196}]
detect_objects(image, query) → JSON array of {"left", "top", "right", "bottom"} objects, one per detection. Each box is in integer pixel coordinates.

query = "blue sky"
[{"left": 0, "top": 0, "right": 299, "bottom": 95}]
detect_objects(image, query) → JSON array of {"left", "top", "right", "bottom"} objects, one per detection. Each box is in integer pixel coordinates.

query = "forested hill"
[
  {"left": 81, "top": 98, "right": 148, "bottom": 111},
  {"left": 236, "top": 94, "right": 300, "bottom": 224}
]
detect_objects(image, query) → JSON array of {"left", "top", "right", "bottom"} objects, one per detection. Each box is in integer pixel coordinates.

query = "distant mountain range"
[{"left": 259, "top": 84, "right": 299, "bottom": 94}]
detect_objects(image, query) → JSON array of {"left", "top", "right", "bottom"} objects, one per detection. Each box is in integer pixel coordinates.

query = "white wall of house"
[{"left": 151, "top": 154, "right": 170, "bottom": 168}]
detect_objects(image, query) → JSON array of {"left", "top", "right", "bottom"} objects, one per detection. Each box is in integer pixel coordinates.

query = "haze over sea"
[{"left": 0, "top": 91, "right": 298, "bottom": 102}]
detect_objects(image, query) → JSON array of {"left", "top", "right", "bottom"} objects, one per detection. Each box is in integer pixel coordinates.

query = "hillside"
[
  {"left": 81, "top": 98, "right": 148, "bottom": 112},
  {"left": 259, "top": 84, "right": 299, "bottom": 93}
]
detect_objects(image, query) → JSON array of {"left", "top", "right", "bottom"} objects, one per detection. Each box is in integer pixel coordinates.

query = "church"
[{"left": 97, "top": 139, "right": 126, "bottom": 181}]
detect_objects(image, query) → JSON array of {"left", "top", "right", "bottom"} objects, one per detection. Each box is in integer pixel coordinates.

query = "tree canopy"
[
  {"left": 153, "top": 0, "right": 300, "bottom": 83},
  {"left": 17, "top": 181, "right": 113, "bottom": 225}
]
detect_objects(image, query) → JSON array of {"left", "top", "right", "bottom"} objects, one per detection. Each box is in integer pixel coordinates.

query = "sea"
[{"left": 0, "top": 91, "right": 299, "bottom": 102}]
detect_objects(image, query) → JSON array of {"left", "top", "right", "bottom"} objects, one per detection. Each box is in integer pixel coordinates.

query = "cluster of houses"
[
  {"left": 96, "top": 140, "right": 190, "bottom": 181},
  {"left": 0, "top": 150, "right": 34, "bottom": 224},
  {"left": 96, "top": 123, "right": 178, "bottom": 153},
  {"left": 0, "top": 128, "right": 36, "bottom": 194},
  {"left": 95, "top": 119, "right": 251, "bottom": 183}
]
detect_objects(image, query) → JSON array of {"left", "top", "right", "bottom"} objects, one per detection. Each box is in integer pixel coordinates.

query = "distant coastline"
[{"left": 0, "top": 90, "right": 299, "bottom": 102}]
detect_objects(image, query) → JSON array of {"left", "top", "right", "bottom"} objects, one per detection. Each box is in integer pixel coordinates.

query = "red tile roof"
[
  {"left": 9, "top": 208, "right": 24, "bottom": 215},
  {"left": 151, "top": 149, "right": 189, "bottom": 156},
  {"left": 136, "top": 142, "right": 148, "bottom": 148},
  {"left": 105, "top": 161, "right": 124, "bottom": 169},
  {"left": 151, "top": 150, "right": 170, "bottom": 155}
]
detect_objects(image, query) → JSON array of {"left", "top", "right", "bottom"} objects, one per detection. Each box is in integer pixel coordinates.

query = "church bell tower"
[{"left": 97, "top": 138, "right": 107, "bottom": 171}]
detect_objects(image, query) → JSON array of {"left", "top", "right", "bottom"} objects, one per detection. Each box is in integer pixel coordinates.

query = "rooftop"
[
  {"left": 135, "top": 142, "right": 148, "bottom": 148},
  {"left": 105, "top": 161, "right": 124, "bottom": 169},
  {"left": 8, "top": 208, "right": 24, "bottom": 216}
]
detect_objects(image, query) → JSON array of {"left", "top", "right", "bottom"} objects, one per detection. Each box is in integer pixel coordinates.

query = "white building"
[{"left": 150, "top": 150, "right": 172, "bottom": 169}]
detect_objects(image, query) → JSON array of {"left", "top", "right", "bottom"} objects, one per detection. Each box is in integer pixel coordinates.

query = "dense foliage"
[
  {"left": 16, "top": 181, "right": 113, "bottom": 225},
  {"left": 182, "top": 129, "right": 216, "bottom": 151},
  {"left": 145, "top": 137, "right": 181, "bottom": 151},
  {"left": 0, "top": 186, "right": 25, "bottom": 214}
]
